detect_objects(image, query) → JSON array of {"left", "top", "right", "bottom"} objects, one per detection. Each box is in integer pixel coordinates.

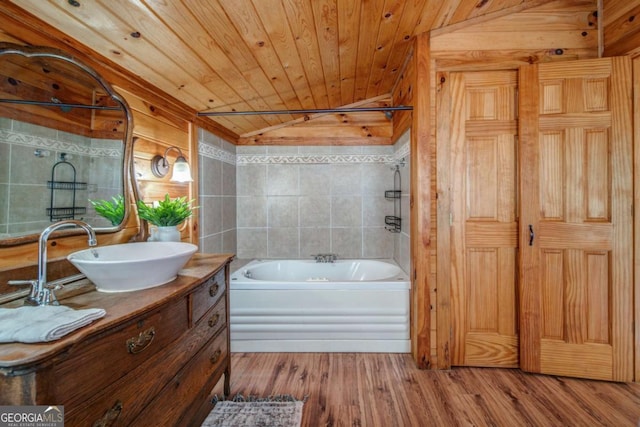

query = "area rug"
[{"left": 201, "top": 394, "right": 305, "bottom": 427}]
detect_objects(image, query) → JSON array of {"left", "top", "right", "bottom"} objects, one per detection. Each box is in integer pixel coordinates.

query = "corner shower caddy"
[
  {"left": 47, "top": 156, "right": 87, "bottom": 221},
  {"left": 385, "top": 163, "right": 402, "bottom": 233}
]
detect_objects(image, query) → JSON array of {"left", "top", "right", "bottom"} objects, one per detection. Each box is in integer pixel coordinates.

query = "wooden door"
[
  {"left": 442, "top": 71, "right": 519, "bottom": 368},
  {"left": 519, "top": 57, "right": 633, "bottom": 381}
]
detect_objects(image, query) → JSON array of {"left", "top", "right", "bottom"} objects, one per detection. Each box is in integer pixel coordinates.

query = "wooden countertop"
[{"left": 0, "top": 253, "right": 234, "bottom": 372}]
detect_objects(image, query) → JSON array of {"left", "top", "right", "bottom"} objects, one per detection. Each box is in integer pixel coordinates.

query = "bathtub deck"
[{"left": 213, "top": 353, "right": 640, "bottom": 426}]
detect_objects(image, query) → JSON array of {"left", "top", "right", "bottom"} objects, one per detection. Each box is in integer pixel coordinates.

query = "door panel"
[
  {"left": 519, "top": 57, "right": 633, "bottom": 382},
  {"left": 446, "top": 71, "right": 519, "bottom": 368}
]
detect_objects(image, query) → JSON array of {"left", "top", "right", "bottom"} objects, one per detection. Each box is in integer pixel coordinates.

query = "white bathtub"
[{"left": 229, "top": 259, "right": 411, "bottom": 353}]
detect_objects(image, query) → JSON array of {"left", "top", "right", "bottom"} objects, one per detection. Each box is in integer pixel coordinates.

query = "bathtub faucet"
[{"left": 312, "top": 253, "right": 338, "bottom": 263}]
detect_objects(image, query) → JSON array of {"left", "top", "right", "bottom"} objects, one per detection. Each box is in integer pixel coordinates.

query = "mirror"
[{"left": 0, "top": 43, "right": 133, "bottom": 246}]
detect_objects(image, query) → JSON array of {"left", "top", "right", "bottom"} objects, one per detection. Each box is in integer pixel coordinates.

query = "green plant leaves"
[
  {"left": 90, "top": 195, "right": 125, "bottom": 226},
  {"left": 136, "top": 194, "right": 196, "bottom": 227}
]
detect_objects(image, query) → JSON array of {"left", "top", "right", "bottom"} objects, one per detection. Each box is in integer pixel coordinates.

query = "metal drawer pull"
[
  {"left": 126, "top": 327, "right": 155, "bottom": 354},
  {"left": 210, "top": 349, "right": 222, "bottom": 364},
  {"left": 208, "top": 314, "right": 220, "bottom": 328},
  {"left": 92, "top": 400, "right": 123, "bottom": 427},
  {"left": 209, "top": 282, "right": 220, "bottom": 297}
]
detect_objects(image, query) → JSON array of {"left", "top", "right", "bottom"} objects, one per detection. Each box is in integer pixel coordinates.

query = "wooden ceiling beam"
[{"left": 430, "top": 0, "right": 559, "bottom": 38}]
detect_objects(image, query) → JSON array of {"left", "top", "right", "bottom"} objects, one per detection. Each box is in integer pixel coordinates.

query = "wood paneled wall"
[
  {"left": 633, "top": 56, "right": 640, "bottom": 382},
  {"left": 391, "top": 48, "right": 414, "bottom": 142},
  {"left": 118, "top": 87, "right": 198, "bottom": 244},
  {"left": 431, "top": 0, "right": 599, "bottom": 71},
  {"left": 410, "top": 33, "right": 434, "bottom": 369},
  {"left": 603, "top": 0, "right": 640, "bottom": 57}
]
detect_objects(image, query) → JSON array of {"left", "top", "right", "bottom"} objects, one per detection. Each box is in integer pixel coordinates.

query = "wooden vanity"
[{"left": 0, "top": 253, "right": 233, "bottom": 426}]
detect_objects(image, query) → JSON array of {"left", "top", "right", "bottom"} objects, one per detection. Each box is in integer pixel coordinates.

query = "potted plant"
[
  {"left": 136, "top": 194, "right": 196, "bottom": 242},
  {"left": 90, "top": 195, "right": 125, "bottom": 226}
]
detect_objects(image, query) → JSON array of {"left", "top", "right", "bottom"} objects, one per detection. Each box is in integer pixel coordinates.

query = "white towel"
[{"left": 0, "top": 305, "right": 106, "bottom": 343}]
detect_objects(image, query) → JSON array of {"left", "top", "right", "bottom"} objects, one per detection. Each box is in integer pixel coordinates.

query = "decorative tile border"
[
  {"left": 394, "top": 140, "right": 410, "bottom": 161},
  {"left": 197, "top": 138, "right": 409, "bottom": 166},
  {"left": 198, "top": 142, "right": 236, "bottom": 165},
  {"left": 236, "top": 153, "right": 396, "bottom": 165},
  {"left": 0, "top": 129, "right": 122, "bottom": 158}
]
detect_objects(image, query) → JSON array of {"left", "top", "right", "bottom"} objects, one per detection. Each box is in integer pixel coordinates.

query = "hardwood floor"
[{"left": 211, "top": 353, "right": 640, "bottom": 426}]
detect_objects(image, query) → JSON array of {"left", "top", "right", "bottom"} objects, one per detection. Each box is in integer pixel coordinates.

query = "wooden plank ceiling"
[{"left": 9, "top": 0, "right": 560, "bottom": 143}]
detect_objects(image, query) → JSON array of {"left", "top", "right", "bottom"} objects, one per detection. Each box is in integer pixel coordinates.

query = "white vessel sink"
[{"left": 67, "top": 242, "right": 198, "bottom": 293}]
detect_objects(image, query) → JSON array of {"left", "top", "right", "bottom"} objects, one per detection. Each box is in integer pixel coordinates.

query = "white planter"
[{"left": 148, "top": 225, "right": 181, "bottom": 242}]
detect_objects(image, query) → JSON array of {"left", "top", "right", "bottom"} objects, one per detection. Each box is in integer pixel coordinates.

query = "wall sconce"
[{"left": 150, "top": 146, "right": 193, "bottom": 182}]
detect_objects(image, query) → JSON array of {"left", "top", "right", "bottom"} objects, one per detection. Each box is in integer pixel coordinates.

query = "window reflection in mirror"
[{"left": 0, "top": 43, "right": 132, "bottom": 245}]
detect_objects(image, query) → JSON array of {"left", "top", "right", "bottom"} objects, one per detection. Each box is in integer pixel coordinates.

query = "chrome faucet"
[
  {"left": 312, "top": 253, "right": 338, "bottom": 263},
  {"left": 9, "top": 220, "right": 97, "bottom": 306}
]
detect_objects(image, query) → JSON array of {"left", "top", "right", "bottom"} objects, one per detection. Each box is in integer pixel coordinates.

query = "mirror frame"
[{"left": 0, "top": 43, "right": 134, "bottom": 246}]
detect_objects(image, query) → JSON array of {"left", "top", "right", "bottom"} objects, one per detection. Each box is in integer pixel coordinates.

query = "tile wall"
[
  {"left": 197, "top": 128, "right": 237, "bottom": 254},
  {"left": 0, "top": 118, "right": 123, "bottom": 237},
  {"left": 393, "top": 130, "right": 411, "bottom": 274},
  {"left": 197, "top": 128, "right": 411, "bottom": 274},
  {"left": 235, "top": 144, "right": 407, "bottom": 262}
]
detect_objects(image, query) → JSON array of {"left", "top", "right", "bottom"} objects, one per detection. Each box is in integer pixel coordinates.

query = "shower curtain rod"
[
  {"left": 0, "top": 98, "right": 121, "bottom": 110},
  {"left": 197, "top": 105, "right": 413, "bottom": 116}
]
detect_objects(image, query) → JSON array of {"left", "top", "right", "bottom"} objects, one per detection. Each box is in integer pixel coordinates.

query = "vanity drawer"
[
  {"left": 52, "top": 298, "right": 188, "bottom": 407},
  {"left": 192, "top": 268, "right": 226, "bottom": 323},
  {"left": 201, "top": 296, "right": 227, "bottom": 336},
  {"left": 131, "top": 328, "right": 229, "bottom": 426},
  {"left": 64, "top": 302, "right": 225, "bottom": 426}
]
